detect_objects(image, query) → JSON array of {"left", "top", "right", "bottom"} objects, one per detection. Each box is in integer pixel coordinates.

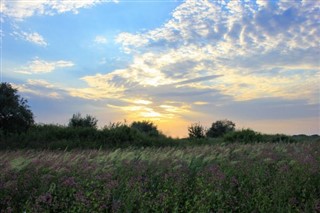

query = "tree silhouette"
[
  {"left": 0, "top": 82, "right": 34, "bottom": 133},
  {"left": 68, "top": 113, "right": 98, "bottom": 128},
  {"left": 188, "top": 122, "right": 205, "bottom": 139},
  {"left": 131, "top": 120, "right": 160, "bottom": 137},
  {"left": 206, "top": 119, "right": 235, "bottom": 138}
]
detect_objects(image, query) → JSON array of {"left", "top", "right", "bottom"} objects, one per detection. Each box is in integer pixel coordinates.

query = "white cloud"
[
  {"left": 112, "top": 0, "right": 319, "bottom": 103},
  {"left": 12, "top": 30, "right": 48, "bottom": 46},
  {"left": 94, "top": 35, "right": 108, "bottom": 44},
  {"left": 13, "top": 79, "right": 64, "bottom": 99},
  {"left": 115, "top": 32, "right": 149, "bottom": 53},
  {"left": 47, "top": 0, "right": 319, "bottom": 131},
  {"left": 2, "top": 0, "right": 119, "bottom": 20},
  {"left": 16, "top": 58, "right": 74, "bottom": 74}
]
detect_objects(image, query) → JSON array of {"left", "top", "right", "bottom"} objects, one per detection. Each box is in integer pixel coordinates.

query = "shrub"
[
  {"left": 102, "top": 122, "right": 141, "bottom": 146},
  {"left": 206, "top": 119, "right": 235, "bottom": 138},
  {"left": 224, "top": 129, "right": 263, "bottom": 143},
  {"left": 131, "top": 120, "right": 160, "bottom": 137},
  {"left": 68, "top": 113, "right": 98, "bottom": 129},
  {"left": 269, "top": 134, "right": 296, "bottom": 143},
  {"left": 0, "top": 82, "right": 34, "bottom": 133},
  {"left": 188, "top": 123, "right": 205, "bottom": 139}
]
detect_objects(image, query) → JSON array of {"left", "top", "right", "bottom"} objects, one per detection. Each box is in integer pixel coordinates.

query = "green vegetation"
[
  {"left": 2, "top": 123, "right": 318, "bottom": 150},
  {"left": 1, "top": 83, "right": 318, "bottom": 151},
  {"left": 1, "top": 142, "right": 319, "bottom": 212},
  {"left": 206, "top": 119, "right": 236, "bottom": 138},
  {"left": 68, "top": 113, "right": 98, "bottom": 129},
  {"left": 188, "top": 122, "right": 206, "bottom": 139},
  {"left": 130, "top": 120, "right": 161, "bottom": 137}
]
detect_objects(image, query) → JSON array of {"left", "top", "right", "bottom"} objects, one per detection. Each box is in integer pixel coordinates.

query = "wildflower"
[
  {"left": 112, "top": 199, "right": 122, "bottom": 212},
  {"left": 62, "top": 176, "right": 77, "bottom": 187},
  {"left": 37, "top": 192, "right": 53, "bottom": 204},
  {"left": 207, "top": 165, "right": 225, "bottom": 181},
  {"left": 231, "top": 176, "right": 239, "bottom": 186}
]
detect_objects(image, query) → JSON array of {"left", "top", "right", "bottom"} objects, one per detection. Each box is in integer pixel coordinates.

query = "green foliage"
[
  {"left": 0, "top": 82, "right": 34, "bottom": 133},
  {"left": 131, "top": 120, "right": 160, "bottom": 137},
  {"left": 68, "top": 113, "right": 98, "bottom": 129},
  {"left": 224, "top": 128, "right": 263, "bottom": 143},
  {"left": 206, "top": 119, "right": 235, "bottom": 138},
  {"left": 268, "top": 134, "right": 296, "bottom": 143},
  {"left": 102, "top": 122, "right": 141, "bottom": 146},
  {"left": 292, "top": 134, "right": 320, "bottom": 143},
  {"left": 0, "top": 122, "right": 177, "bottom": 150},
  {"left": 188, "top": 122, "right": 205, "bottom": 139}
]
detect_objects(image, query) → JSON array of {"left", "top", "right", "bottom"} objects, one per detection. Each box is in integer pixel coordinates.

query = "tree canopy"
[
  {"left": 68, "top": 113, "right": 98, "bottom": 128},
  {"left": 131, "top": 120, "right": 160, "bottom": 137},
  {"left": 188, "top": 122, "right": 205, "bottom": 139},
  {"left": 206, "top": 119, "right": 236, "bottom": 138},
  {"left": 0, "top": 82, "right": 34, "bottom": 133}
]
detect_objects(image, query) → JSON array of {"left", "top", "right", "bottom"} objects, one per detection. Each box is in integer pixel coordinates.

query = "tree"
[
  {"left": 68, "top": 113, "right": 98, "bottom": 128},
  {"left": 206, "top": 119, "right": 235, "bottom": 138},
  {"left": 188, "top": 122, "right": 205, "bottom": 139},
  {"left": 0, "top": 82, "right": 34, "bottom": 133},
  {"left": 131, "top": 120, "right": 160, "bottom": 137}
]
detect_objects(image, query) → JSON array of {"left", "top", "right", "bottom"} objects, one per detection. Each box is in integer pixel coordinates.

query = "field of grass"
[{"left": 1, "top": 142, "right": 319, "bottom": 212}]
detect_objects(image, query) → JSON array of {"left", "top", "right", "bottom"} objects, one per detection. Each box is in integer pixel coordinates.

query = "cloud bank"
[
  {"left": 15, "top": 0, "right": 320, "bottom": 136},
  {"left": 75, "top": 0, "right": 319, "bottom": 102}
]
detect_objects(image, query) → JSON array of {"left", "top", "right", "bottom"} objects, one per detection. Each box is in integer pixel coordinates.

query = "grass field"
[{"left": 1, "top": 142, "right": 320, "bottom": 212}]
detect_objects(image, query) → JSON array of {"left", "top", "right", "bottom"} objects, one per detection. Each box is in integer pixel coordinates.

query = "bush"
[
  {"left": 68, "top": 113, "right": 98, "bottom": 129},
  {"left": 264, "top": 134, "right": 296, "bottom": 143},
  {"left": 188, "top": 123, "right": 205, "bottom": 139},
  {"left": 224, "top": 129, "right": 263, "bottom": 143},
  {"left": 102, "top": 122, "right": 140, "bottom": 146},
  {"left": 206, "top": 120, "right": 235, "bottom": 138},
  {"left": 0, "top": 82, "right": 34, "bottom": 133},
  {"left": 131, "top": 121, "right": 160, "bottom": 137}
]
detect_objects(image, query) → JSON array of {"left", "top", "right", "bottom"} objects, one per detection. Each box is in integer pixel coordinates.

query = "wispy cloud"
[
  {"left": 2, "top": 0, "right": 119, "bottom": 20},
  {"left": 12, "top": 30, "right": 48, "bottom": 46},
  {"left": 13, "top": 79, "right": 64, "bottom": 99},
  {"left": 16, "top": 58, "right": 74, "bottom": 74},
  {"left": 94, "top": 35, "right": 108, "bottom": 44},
  {"left": 111, "top": 0, "right": 319, "bottom": 103}
]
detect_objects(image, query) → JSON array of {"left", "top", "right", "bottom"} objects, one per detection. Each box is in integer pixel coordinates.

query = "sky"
[{"left": 1, "top": 0, "right": 319, "bottom": 137}]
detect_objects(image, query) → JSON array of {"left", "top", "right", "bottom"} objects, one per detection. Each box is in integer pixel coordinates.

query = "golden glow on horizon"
[
  {"left": 193, "top": 101, "right": 209, "bottom": 105},
  {"left": 133, "top": 99, "right": 152, "bottom": 105},
  {"left": 105, "top": 100, "right": 196, "bottom": 137}
]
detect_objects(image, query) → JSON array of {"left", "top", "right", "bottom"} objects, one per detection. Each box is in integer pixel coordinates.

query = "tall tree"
[{"left": 0, "top": 82, "right": 34, "bottom": 133}]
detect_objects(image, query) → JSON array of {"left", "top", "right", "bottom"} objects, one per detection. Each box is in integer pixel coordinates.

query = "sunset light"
[{"left": 1, "top": 0, "right": 319, "bottom": 137}]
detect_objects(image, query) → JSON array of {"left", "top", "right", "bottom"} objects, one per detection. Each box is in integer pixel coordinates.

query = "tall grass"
[{"left": 1, "top": 142, "right": 319, "bottom": 212}]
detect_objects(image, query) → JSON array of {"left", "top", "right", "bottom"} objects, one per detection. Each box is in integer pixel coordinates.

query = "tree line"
[
  {"left": 0, "top": 82, "right": 234, "bottom": 138},
  {"left": 1, "top": 82, "right": 318, "bottom": 150}
]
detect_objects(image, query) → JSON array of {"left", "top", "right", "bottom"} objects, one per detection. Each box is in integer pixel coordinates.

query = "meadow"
[{"left": 1, "top": 142, "right": 319, "bottom": 212}]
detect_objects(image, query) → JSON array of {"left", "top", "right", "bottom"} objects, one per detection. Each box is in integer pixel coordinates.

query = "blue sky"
[{"left": 1, "top": 0, "right": 319, "bottom": 137}]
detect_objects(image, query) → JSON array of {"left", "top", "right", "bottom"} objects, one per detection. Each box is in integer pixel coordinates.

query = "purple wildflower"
[
  {"left": 62, "top": 176, "right": 77, "bottom": 187},
  {"left": 112, "top": 199, "right": 122, "bottom": 212},
  {"left": 231, "top": 176, "right": 239, "bottom": 186},
  {"left": 37, "top": 192, "right": 53, "bottom": 204},
  {"left": 207, "top": 165, "right": 226, "bottom": 181}
]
